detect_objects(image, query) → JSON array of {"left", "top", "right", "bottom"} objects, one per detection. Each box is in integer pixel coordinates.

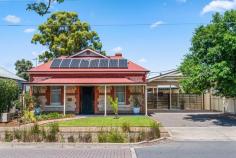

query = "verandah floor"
[{"left": 56, "top": 116, "right": 156, "bottom": 127}]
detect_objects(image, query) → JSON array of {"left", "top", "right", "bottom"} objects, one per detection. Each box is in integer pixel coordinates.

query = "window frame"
[
  {"left": 114, "top": 86, "right": 126, "bottom": 105},
  {"left": 50, "top": 86, "right": 62, "bottom": 105}
]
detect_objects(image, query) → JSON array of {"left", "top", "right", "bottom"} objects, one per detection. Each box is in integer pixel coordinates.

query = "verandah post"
[
  {"left": 104, "top": 85, "right": 107, "bottom": 116},
  {"left": 145, "top": 85, "right": 148, "bottom": 116},
  {"left": 63, "top": 85, "right": 66, "bottom": 115}
]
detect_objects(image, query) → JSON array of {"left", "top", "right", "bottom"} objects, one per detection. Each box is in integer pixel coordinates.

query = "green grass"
[{"left": 56, "top": 116, "right": 156, "bottom": 127}]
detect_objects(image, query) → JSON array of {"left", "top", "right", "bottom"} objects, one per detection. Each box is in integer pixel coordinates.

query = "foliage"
[
  {"left": 67, "top": 135, "right": 75, "bottom": 143},
  {"left": 180, "top": 10, "right": 236, "bottom": 97},
  {"left": 148, "top": 122, "right": 160, "bottom": 140},
  {"left": 121, "top": 122, "right": 130, "bottom": 133},
  {"left": 15, "top": 59, "right": 33, "bottom": 81},
  {"left": 13, "top": 99, "right": 22, "bottom": 110},
  {"left": 36, "top": 112, "right": 74, "bottom": 121},
  {"left": 108, "top": 96, "right": 119, "bottom": 118},
  {"left": 32, "top": 11, "right": 104, "bottom": 62},
  {"left": 47, "top": 123, "right": 60, "bottom": 142},
  {"left": 4, "top": 130, "right": 13, "bottom": 142},
  {"left": 98, "top": 130, "right": 125, "bottom": 143},
  {"left": 27, "top": 0, "right": 64, "bottom": 16},
  {"left": 0, "top": 79, "right": 19, "bottom": 113},
  {"left": 78, "top": 133, "right": 92, "bottom": 143},
  {"left": 21, "top": 110, "right": 36, "bottom": 124},
  {"left": 23, "top": 92, "right": 36, "bottom": 111}
]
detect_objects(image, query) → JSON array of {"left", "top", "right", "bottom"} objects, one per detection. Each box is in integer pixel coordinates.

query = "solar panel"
[
  {"left": 109, "top": 59, "right": 118, "bottom": 68},
  {"left": 50, "top": 59, "right": 62, "bottom": 68},
  {"left": 80, "top": 59, "right": 90, "bottom": 68},
  {"left": 70, "top": 59, "right": 81, "bottom": 68},
  {"left": 119, "top": 59, "right": 128, "bottom": 68},
  {"left": 60, "top": 59, "right": 72, "bottom": 68},
  {"left": 90, "top": 59, "right": 99, "bottom": 68},
  {"left": 99, "top": 59, "right": 109, "bottom": 68}
]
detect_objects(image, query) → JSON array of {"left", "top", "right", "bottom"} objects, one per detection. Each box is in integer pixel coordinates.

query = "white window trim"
[
  {"left": 115, "top": 86, "right": 126, "bottom": 105},
  {"left": 50, "top": 86, "right": 61, "bottom": 105}
]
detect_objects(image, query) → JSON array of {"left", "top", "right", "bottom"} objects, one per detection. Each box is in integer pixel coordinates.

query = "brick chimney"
[{"left": 115, "top": 53, "right": 122, "bottom": 58}]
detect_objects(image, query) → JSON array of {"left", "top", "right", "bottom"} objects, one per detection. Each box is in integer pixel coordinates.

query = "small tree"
[
  {"left": 108, "top": 96, "right": 119, "bottom": 119},
  {"left": 15, "top": 59, "right": 33, "bottom": 81},
  {"left": 0, "top": 79, "right": 19, "bottom": 113}
]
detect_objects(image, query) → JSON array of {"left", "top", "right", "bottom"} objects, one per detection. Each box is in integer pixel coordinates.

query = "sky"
[{"left": 0, "top": 0, "right": 235, "bottom": 76}]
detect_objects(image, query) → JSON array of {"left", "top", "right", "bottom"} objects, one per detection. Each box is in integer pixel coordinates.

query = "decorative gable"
[{"left": 70, "top": 49, "right": 107, "bottom": 59}]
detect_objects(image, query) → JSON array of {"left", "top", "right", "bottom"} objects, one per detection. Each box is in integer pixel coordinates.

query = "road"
[
  {"left": 1, "top": 141, "right": 236, "bottom": 158},
  {"left": 135, "top": 141, "right": 236, "bottom": 158}
]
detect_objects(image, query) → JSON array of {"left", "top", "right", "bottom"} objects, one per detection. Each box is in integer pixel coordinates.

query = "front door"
[{"left": 80, "top": 87, "right": 94, "bottom": 114}]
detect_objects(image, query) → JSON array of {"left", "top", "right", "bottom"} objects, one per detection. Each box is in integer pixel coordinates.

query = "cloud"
[
  {"left": 150, "top": 21, "right": 164, "bottom": 29},
  {"left": 24, "top": 28, "right": 35, "bottom": 33},
  {"left": 111, "top": 46, "right": 123, "bottom": 53},
  {"left": 3, "top": 15, "right": 21, "bottom": 24},
  {"left": 202, "top": 0, "right": 236, "bottom": 15},
  {"left": 138, "top": 58, "right": 147, "bottom": 63}
]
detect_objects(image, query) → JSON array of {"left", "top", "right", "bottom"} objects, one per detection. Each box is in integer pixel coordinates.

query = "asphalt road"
[{"left": 135, "top": 141, "right": 236, "bottom": 158}]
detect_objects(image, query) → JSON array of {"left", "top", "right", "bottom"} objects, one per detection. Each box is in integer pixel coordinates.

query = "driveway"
[{"left": 151, "top": 112, "right": 236, "bottom": 141}]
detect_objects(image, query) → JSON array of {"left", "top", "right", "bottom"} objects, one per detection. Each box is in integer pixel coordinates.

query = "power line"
[{"left": 1, "top": 22, "right": 236, "bottom": 27}]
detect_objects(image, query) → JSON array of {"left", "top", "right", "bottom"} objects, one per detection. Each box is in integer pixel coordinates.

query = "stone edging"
[{"left": 0, "top": 137, "right": 168, "bottom": 148}]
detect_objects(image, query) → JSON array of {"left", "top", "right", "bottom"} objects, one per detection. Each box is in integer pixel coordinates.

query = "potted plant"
[{"left": 132, "top": 95, "right": 141, "bottom": 114}]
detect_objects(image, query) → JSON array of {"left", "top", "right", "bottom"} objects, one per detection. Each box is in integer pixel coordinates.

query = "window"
[
  {"left": 115, "top": 86, "right": 125, "bottom": 104},
  {"left": 51, "top": 86, "right": 61, "bottom": 104}
]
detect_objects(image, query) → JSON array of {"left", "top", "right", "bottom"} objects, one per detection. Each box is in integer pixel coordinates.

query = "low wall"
[{"left": 0, "top": 126, "right": 169, "bottom": 142}]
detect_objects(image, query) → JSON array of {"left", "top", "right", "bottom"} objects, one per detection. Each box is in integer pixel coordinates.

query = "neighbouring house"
[
  {"left": 0, "top": 66, "right": 26, "bottom": 87},
  {"left": 26, "top": 49, "right": 149, "bottom": 115},
  {"left": 147, "top": 69, "right": 204, "bottom": 111}
]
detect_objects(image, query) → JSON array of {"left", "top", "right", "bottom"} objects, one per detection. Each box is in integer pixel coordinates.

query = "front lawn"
[{"left": 56, "top": 116, "right": 156, "bottom": 127}]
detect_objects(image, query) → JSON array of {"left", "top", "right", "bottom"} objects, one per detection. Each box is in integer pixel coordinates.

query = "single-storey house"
[
  {"left": 26, "top": 49, "right": 149, "bottom": 115},
  {"left": 0, "top": 66, "right": 25, "bottom": 86}
]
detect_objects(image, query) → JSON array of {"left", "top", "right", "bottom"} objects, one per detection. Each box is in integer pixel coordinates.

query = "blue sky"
[{"left": 0, "top": 0, "right": 235, "bottom": 76}]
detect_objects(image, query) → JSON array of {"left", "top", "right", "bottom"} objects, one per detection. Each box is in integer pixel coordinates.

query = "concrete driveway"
[{"left": 151, "top": 112, "right": 236, "bottom": 141}]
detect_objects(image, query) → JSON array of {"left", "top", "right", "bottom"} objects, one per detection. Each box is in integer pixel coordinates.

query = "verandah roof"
[{"left": 25, "top": 77, "right": 146, "bottom": 85}]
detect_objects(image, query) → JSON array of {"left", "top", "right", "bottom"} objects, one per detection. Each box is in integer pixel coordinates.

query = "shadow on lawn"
[{"left": 183, "top": 113, "right": 236, "bottom": 126}]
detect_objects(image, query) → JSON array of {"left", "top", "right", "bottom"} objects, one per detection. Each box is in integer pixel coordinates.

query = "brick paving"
[{"left": 0, "top": 148, "right": 132, "bottom": 158}]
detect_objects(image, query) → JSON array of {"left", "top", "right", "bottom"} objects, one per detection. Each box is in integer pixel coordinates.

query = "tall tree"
[
  {"left": 32, "top": 11, "right": 104, "bottom": 62},
  {"left": 27, "top": 0, "right": 64, "bottom": 16},
  {"left": 15, "top": 59, "right": 33, "bottom": 81},
  {"left": 179, "top": 10, "right": 236, "bottom": 97}
]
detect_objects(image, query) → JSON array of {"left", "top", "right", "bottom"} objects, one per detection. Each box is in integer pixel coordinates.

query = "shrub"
[
  {"left": 147, "top": 122, "right": 160, "bottom": 140},
  {"left": 78, "top": 133, "right": 92, "bottom": 143},
  {"left": 21, "top": 110, "right": 36, "bottom": 123},
  {"left": 97, "top": 132, "right": 107, "bottom": 143},
  {"left": 98, "top": 130, "right": 125, "bottom": 143},
  {"left": 23, "top": 92, "right": 36, "bottom": 111},
  {"left": 4, "top": 130, "right": 13, "bottom": 142},
  {"left": 0, "top": 79, "right": 19, "bottom": 113},
  {"left": 137, "top": 131, "right": 146, "bottom": 142},
  {"left": 30, "top": 123, "right": 41, "bottom": 142},
  {"left": 36, "top": 112, "right": 74, "bottom": 121},
  {"left": 121, "top": 122, "right": 130, "bottom": 133},
  {"left": 46, "top": 123, "right": 60, "bottom": 142},
  {"left": 67, "top": 135, "right": 75, "bottom": 143},
  {"left": 108, "top": 96, "right": 119, "bottom": 118},
  {"left": 13, "top": 129, "right": 22, "bottom": 141}
]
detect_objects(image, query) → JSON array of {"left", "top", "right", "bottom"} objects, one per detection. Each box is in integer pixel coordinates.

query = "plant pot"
[
  {"left": 133, "top": 107, "right": 140, "bottom": 114},
  {"left": 0, "top": 113, "right": 9, "bottom": 123}
]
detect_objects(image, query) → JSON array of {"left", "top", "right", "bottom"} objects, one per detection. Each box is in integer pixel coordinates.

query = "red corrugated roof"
[
  {"left": 27, "top": 77, "right": 145, "bottom": 85},
  {"left": 29, "top": 60, "right": 148, "bottom": 73}
]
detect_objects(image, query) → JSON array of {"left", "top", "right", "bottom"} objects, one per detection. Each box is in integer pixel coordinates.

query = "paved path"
[
  {"left": 135, "top": 141, "right": 236, "bottom": 158},
  {"left": 0, "top": 147, "right": 132, "bottom": 158},
  {"left": 151, "top": 112, "right": 236, "bottom": 141}
]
